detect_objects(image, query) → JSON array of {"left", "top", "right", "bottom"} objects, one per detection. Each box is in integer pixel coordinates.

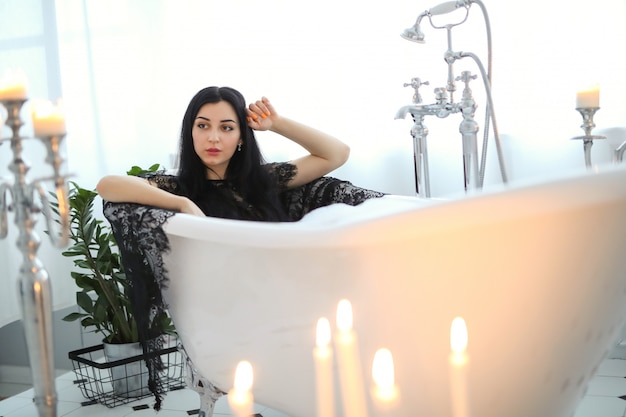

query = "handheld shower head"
[
  {"left": 401, "top": 0, "right": 473, "bottom": 43},
  {"left": 401, "top": 12, "right": 427, "bottom": 43},
  {"left": 428, "top": 0, "right": 462, "bottom": 16}
]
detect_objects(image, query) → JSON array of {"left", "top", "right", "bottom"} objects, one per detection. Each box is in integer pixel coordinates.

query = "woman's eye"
[
  {"left": 197, "top": 123, "right": 207, "bottom": 129},
  {"left": 222, "top": 125, "right": 234, "bottom": 131}
]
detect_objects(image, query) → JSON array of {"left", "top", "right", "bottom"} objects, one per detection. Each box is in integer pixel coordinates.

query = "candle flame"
[
  {"left": 577, "top": 82, "right": 600, "bottom": 93},
  {"left": 31, "top": 99, "right": 64, "bottom": 119},
  {"left": 316, "top": 317, "right": 331, "bottom": 347},
  {"left": 0, "top": 68, "right": 28, "bottom": 89},
  {"left": 233, "top": 360, "right": 253, "bottom": 391},
  {"left": 336, "top": 299, "right": 353, "bottom": 331},
  {"left": 450, "top": 317, "right": 468, "bottom": 353},
  {"left": 372, "top": 348, "right": 395, "bottom": 389}
]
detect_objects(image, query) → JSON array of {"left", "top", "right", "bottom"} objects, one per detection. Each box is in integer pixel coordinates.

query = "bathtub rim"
[{"left": 162, "top": 164, "right": 626, "bottom": 248}]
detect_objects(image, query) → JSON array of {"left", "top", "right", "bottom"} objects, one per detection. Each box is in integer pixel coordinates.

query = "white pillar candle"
[
  {"left": 576, "top": 84, "right": 600, "bottom": 108},
  {"left": 228, "top": 360, "right": 254, "bottom": 417},
  {"left": 449, "top": 317, "right": 471, "bottom": 417},
  {"left": 334, "top": 299, "right": 369, "bottom": 417},
  {"left": 314, "top": 317, "right": 335, "bottom": 417},
  {"left": 31, "top": 99, "right": 66, "bottom": 137},
  {"left": 0, "top": 69, "right": 28, "bottom": 100},
  {"left": 371, "top": 348, "right": 399, "bottom": 416}
]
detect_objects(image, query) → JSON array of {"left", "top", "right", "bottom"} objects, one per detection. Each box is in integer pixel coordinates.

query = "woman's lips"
[{"left": 206, "top": 148, "right": 221, "bottom": 155}]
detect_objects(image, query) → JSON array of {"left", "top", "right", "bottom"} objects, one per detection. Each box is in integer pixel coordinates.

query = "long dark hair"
[{"left": 177, "top": 86, "right": 289, "bottom": 221}]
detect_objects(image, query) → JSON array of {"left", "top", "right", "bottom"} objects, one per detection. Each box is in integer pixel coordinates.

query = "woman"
[
  {"left": 99, "top": 86, "right": 384, "bottom": 410},
  {"left": 97, "top": 86, "right": 352, "bottom": 221}
]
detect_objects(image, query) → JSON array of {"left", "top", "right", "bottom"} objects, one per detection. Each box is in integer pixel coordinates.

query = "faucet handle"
[
  {"left": 456, "top": 71, "right": 477, "bottom": 87},
  {"left": 434, "top": 87, "right": 448, "bottom": 105},
  {"left": 403, "top": 77, "right": 430, "bottom": 104},
  {"left": 456, "top": 71, "right": 477, "bottom": 99}
]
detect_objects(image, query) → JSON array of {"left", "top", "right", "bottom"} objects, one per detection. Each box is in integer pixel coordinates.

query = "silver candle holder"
[
  {"left": 1, "top": 97, "right": 70, "bottom": 417},
  {"left": 571, "top": 107, "right": 606, "bottom": 168}
]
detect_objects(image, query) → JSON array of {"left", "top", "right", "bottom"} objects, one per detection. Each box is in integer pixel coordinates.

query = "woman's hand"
[{"left": 246, "top": 97, "right": 277, "bottom": 131}]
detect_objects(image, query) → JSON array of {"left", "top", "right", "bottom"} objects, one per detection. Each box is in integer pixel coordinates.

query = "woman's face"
[{"left": 192, "top": 101, "right": 243, "bottom": 180}]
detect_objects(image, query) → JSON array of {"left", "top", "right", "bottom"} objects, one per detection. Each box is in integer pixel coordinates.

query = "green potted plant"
[{"left": 59, "top": 164, "right": 176, "bottom": 398}]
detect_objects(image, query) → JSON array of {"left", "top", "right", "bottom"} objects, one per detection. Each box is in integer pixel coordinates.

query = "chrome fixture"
[
  {"left": 615, "top": 140, "right": 626, "bottom": 163},
  {"left": 396, "top": 0, "right": 508, "bottom": 197},
  {"left": 1, "top": 98, "right": 70, "bottom": 417},
  {"left": 571, "top": 107, "right": 606, "bottom": 168},
  {"left": 401, "top": 11, "right": 427, "bottom": 43}
]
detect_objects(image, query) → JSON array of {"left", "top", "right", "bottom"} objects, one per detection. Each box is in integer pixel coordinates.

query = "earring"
[{"left": 238, "top": 143, "right": 242, "bottom": 152}]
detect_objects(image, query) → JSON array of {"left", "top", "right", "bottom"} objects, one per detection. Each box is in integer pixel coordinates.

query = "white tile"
[
  {"left": 56, "top": 376, "right": 79, "bottom": 393},
  {"left": 2, "top": 399, "right": 82, "bottom": 417},
  {"left": 213, "top": 396, "right": 234, "bottom": 414},
  {"left": 586, "top": 376, "right": 626, "bottom": 397},
  {"left": 0, "top": 395, "right": 31, "bottom": 415},
  {"left": 573, "top": 396, "right": 626, "bottom": 417},
  {"left": 159, "top": 387, "right": 204, "bottom": 411},
  {"left": 123, "top": 407, "right": 189, "bottom": 417},
  {"left": 259, "top": 407, "right": 293, "bottom": 417},
  {"left": 9, "top": 365, "right": 626, "bottom": 417},
  {"left": 597, "top": 359, "right": 626, "bottom": 377},
  {"left": 56, "top": 380, "right": 98, "bottom": 404},
  {"left": 61, "top": 403, "right": 136, "bottom": 417}
]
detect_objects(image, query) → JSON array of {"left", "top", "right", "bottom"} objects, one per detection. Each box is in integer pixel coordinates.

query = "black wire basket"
[{"left": 68, "top": 342, "right": 186, "bottom": 408}]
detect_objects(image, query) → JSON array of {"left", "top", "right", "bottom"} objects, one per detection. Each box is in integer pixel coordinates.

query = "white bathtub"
[{"left": 161, "top": 165, "right": 626, "bottom": 417}]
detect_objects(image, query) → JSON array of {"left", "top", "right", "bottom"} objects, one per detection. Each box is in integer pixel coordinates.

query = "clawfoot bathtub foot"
[{"left": 179, "top": 344, "right": 225, "bottom": 417}]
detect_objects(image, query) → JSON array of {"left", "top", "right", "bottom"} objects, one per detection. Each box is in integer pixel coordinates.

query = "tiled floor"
[
  {"left": 0, "top": 370, "right": 289, "bottom": 417},
  {"left": 1, "top": 359, "right": 625, "bottom": 417}
]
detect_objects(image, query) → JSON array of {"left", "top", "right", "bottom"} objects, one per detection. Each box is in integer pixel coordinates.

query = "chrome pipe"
[
  {"left": 459, "top": 51, "right": 508, "bottom": 183},
  {"left": 614, "top": 140, "right": 626, "bottom": 163},
  {"left": 411, "top": 114, "right": 432, "bottom": 197}
]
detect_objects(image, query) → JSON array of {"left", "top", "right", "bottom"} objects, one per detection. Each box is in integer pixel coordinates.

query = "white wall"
[{"left": 51, "top": 0, "right": 626, "bottom": 197}]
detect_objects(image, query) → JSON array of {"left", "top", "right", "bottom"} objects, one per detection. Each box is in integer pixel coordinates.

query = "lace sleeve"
[
  {"left": 281, "top": 176, "right": 385, "bottom": 220},
  {"left": 265, "top": 162, "right": 297, "bottom": 190},
  {"left": 102, "top": 201, "right": 176, "bottom": 411},
  {"left": 140, "top": 172, "right": 184, "bottom": 195}
]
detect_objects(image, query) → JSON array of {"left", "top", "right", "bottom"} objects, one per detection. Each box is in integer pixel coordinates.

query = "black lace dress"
[{"left": 102, "top": 162, "right": 384, "bottom": 409}]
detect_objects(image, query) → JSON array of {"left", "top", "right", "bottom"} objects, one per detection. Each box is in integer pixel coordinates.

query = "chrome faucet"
[{"left": 396, "top": 0, "right": 508, "bottom": 197}]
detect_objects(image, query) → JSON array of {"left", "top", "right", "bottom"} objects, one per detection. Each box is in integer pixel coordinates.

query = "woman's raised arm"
[{"left": 247, "top": 97, "right": 350, "bottom": 188}]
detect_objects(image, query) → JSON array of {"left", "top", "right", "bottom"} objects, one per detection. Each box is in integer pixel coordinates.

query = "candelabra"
[
  {"left": 571, "top": 107, "right": 606, "bottom": 168},
  {"left": 1, "top": 98, "right": 70, "bottom": 417}
]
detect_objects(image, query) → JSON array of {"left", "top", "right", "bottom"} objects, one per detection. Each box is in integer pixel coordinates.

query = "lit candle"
[
  {"left": 31, "top": 99, "right": 66, "bottom": 137},
  {"left": 449, "top": 317, "right": 470, "bottom": 417},
  {"left": 334, "top": 299, "right": 369, "bottom": 417},
  {"left": 576, "top": 84, "right": 600, "bottom": 108},
  {"left": 314, "top": 317, "right": 335, "bottom": 417},
  {"left": 0, "top": 69, "right": 28, "bottom": 100},
  {"left": 371, "top": 348, "right": 399, "bottom": 416},
  {"left": 227, "top": 360, "right": 254, "bottom": 417}
]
